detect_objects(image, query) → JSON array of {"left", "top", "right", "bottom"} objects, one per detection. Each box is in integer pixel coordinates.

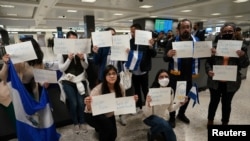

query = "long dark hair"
[
  {"left": 19, "top": 37, "right": 44, "bottom": 66},
  {"left": 151, "top": 69, "right": 169, "bottom": 88},
  {"left": 101, "top": 65, "right": 122, "bottom": 98}
]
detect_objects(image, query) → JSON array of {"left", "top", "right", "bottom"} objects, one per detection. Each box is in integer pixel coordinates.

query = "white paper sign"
[
  {"left": 172, "top": 41, "right": 193, "bottom": 58},
  {"left": 135, "top": 30, "right": 152, "bottom": 45},
  {"left": 91, "top": 93, "right": 116, "bottom": 116},
  {"left": 111, "top": 35, "right": 129, "bottom": 61},
  {"left": 74, "top": 39, "right": 91, "bottom": 54},
  {"left": 114, "top": 96, "right": 136, "bottom": 115},
  {"left": 148, "top": 87, "right": 172, "bottom": 106},
  {"left": 53, "top": 38, "right": 72, "bottom": 54},
  {"left": 54, "top": 38, "right": 91, "bottom": 54},
  {"left": 216, "top": 40, "right": 242, "bottom": 57},
  {"left": 212, "top": 65, "right": 237, "bottom": 81},
  {"left": 32, "top": 69, "right": 57, "bottom": 83},
  {"left": 193, "top": 41, "right": 212, "bottom": 58},
  {"left": 5, "top": 41, "right": 37, "bottom": 64},
  {"left": 174, "top": 81, "right": 186, "bottom": 103},
  {"left": 91, "top": 31, "right": 113, "bottom": 47}
]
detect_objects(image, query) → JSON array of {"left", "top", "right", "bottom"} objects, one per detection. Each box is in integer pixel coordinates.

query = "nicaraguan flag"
[
  {"left": 125, "top": 50, "right": 143, "bottom": 71},
  {"left": 188, "top": 83, "right": 200, "bottom": 107},
  {"left": 7, "top": 61, "right": 60, "bottom": 141}
]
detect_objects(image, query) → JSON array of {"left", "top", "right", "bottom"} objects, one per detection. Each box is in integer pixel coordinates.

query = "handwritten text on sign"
[
  {"left": 5, "top": 41, "right": 37, "bottom": 64},
  {"left": 148, "top": 87, "right": 172, "bottom": 106},
  {"left": 91, "top": 93, "right": 116, "bottom": 116},
  {"left": 114, "top": 96, "right": 136, "bottom": 115},
  {"left": 213, "top": 65, "right": 237, "bottom": 81},
  {"left": 216, "top": 40, "right": 242, "bottom": 57},
  {"left": 111, "top": 35, "right": 130, "bottom": 61}
]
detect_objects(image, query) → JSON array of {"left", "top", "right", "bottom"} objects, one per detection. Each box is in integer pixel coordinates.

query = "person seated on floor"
[{"left": 146, "top": 69, "right": 188, "bottom": 128}]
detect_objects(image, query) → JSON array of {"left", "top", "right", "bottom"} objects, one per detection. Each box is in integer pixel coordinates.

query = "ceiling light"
[
  {"left": 0, "top": 5, "right": 15, "bottom": 8},
  {"left": 97, "top": 18, "right": 104, "bottom": 20},
  {"left": 233, "top": 0, "right": 249, "bottom": 3},
  {"left": 113, "top": 13, "right": 123, "bottom": 16},
  {"left": 211, "top": 13, "right": 221, "bottom": 16},
  {"left": 7, "top": 13, "right": 17, "bottom": 16},
  {"left": 150, "top": 16, "right": 158, "bottom": 18},
  {"left": 58, "top": 16, "right": 66, "bottom": 18},
  {"left": 139, "top": 5, "right": 152, "bottom": 8},
  {"left": 81, "top": 0, "right": 96, "bottom": 3},
  {"left": 67, "top": 10, "right": 77, "bottom": 13},
  {"left": 235, "top": 15, "right": 243, "bottom": 18},
  {"left": 181, "top": 10, "right": 192, "bottom": 12}
]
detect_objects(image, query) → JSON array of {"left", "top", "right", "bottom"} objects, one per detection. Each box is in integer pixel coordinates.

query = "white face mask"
[{"left": 158, "top": 78, "right": 169, "bottom": 87}]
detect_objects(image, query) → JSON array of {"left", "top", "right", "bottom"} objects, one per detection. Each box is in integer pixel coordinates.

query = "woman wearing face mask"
[
  {"left": 146, "top": 69, "right": 187, "bottom": 128},
  {"left": 206, "top": 22, "right": 249, "bottom": 127}
]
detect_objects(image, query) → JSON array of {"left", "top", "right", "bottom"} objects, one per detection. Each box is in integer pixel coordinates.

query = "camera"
[{"left": 139, "top": 0, "right": 143, "bottom": 2}]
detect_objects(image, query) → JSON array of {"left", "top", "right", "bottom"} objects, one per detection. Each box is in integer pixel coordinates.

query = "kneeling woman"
[{"left": 84, "top": 65, "right": 137, "bottom": 141}]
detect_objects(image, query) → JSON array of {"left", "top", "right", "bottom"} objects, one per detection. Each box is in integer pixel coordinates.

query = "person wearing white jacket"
[{"left": 146, "top": 69, "right": 188, "bottom": 128}]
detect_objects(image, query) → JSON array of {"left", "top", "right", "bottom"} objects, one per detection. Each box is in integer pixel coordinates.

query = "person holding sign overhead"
[
  {"left": 0, "top": 36, "right": 47, "bottom": 131},
  {"left": 92, "top": 27, "right": 116, "bottom": 83},
  {"left": 84, "top": 65, "right": 138, "bottom": 141},
  {"left": 57, "top": 31, "right": 89, "bottom": 134},
  {"left": 1, "top": 36, "right": 47, "bottom": 99},
  {"left": 92, "top": 27, "right": 128, "bottom": 82},
  {"left": 205, "top": 22, "right": 249, "bottom": 127},
  {"left": 163, "top": 19, "right": 200, "bottom": 127},
  {"left": 127, "top": 23, "right": 157, "bottom": 113}
]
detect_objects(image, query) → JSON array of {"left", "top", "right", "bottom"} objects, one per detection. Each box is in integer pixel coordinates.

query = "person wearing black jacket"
[
  {"left": 129, "top": 23, "right": 157, "bottom": 112},
  {"left": 192, "top": 22, "right": 205, "bottom": 41},
  {"left": 205, "top": 22, "right": 249, "bottom": 126},
  {"left": 163, "top": 19, "right": 200, "bottom": 128}
]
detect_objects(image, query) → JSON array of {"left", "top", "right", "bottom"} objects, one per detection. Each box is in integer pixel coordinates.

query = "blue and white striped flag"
[
  {"left": 7, "top": 61, "right": 60, "bottom": 141},
  {"left": 188, "top": 83, "right": 200, "bottom": 107},
  {"left": 125, "top": 50, "right": 142, "bottom": 71}
]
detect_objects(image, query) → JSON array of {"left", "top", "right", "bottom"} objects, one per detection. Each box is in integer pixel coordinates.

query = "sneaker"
[
  {"left": 169, "top": 117, "right": 176, "bottom": 128},
  {"left": 74, "top": 125, "right": 80, "bottom": 134},
  {"left": 79, "top": 124, "right": 88, "bottom": 133},
  {"left": 119, "top": 115, "right": 127, "bottom": 126},
  {"left": 177, "top": 114, "right": 190, "bottom": 124}
]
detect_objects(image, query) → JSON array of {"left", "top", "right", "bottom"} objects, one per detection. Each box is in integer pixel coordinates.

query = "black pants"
[
  {"left": 207, "top": 82, "right": 236, "bottom": 123},
  {"left": 132, "top": 73, "right": 149, "bottom": 109},
  {"left": 84, "top": 113, "right": 117, "bottom": 141}
]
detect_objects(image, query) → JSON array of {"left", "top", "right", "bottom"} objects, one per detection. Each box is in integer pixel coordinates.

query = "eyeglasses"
[
  {"left": 222, "top": 30, "right": 234, "bottom": 34},
  {"left": 106, "top": 72, "right": 117, "bottom": 77}
]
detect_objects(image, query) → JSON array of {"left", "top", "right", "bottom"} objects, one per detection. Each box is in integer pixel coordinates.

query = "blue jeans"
[{"left": 63, "top": 82, "right": 85, "bottom": 125}]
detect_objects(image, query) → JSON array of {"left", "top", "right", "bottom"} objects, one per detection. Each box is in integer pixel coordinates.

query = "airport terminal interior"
[
  {"left": 1, "top": 0, "right": 250, "bottom": 141},
  {"left": 5, "top": 67, "right": 250, "bottom": 141}
]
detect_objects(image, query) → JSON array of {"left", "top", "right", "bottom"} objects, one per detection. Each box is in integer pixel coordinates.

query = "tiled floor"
[{"left": 10, "top": 67, "right": 250, "bottom": 141}]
